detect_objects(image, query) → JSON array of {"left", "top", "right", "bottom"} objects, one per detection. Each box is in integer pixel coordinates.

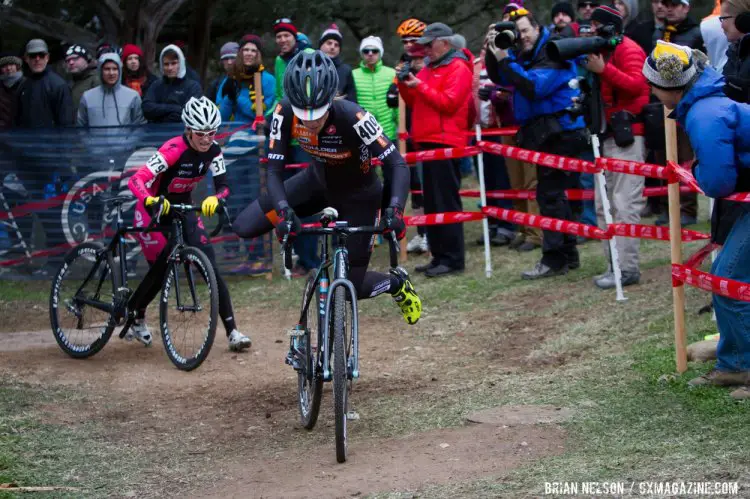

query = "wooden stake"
[
  {"left": 398, "top": 96, "right": 408, "bottom": 263},
  {"left": 665, "top": 109, "right": 687, "bottom": 373},
  {"left": 253, "top": 72, "right": 274, "bottom": 280}
]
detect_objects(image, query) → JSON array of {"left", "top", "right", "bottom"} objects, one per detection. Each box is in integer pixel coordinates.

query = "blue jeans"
[
  {"left": 712, "top": 211, "right": 750, "bottom": 372},
  {"left": 286, "top": 147, "right": 321, "bottom": 270}
]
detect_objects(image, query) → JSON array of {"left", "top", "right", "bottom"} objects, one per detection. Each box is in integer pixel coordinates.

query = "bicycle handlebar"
[
  {"left": 146, "top": 201, "right": 232, "bottom": 238},
  {"left": 281, "top": 223, "right": 399, "bottom": 271}
]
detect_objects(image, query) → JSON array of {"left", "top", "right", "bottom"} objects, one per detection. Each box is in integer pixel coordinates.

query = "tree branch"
[
  {"left": 0, "top": 5, "right": 98, "bottom": 45},
  {"left": 100, "top": 0, "right": 124, "bottom": 25}
]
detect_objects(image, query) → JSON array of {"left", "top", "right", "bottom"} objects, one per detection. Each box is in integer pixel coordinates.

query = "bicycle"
[
  {"left": 282, "top": 207, "right": 399, "bottom": 463},
  {"left": 49, "top": 194, "right": 229, "bottom": 371}
]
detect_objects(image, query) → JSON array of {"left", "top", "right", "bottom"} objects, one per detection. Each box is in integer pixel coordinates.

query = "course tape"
[
  {"left": 429, "top": 185, "right": 696, "bottom": 201},
  {"left": 478, "top": 141, "right": 599, "bottom": 173},
  {"left": 404, "top": 211, "right": 486, "bottom": 226},
  {"left": 596, "top": 157, "right": 672, "bottom": 180},
  {"left": 482, "top": 206, "right": 609, "bottom": 239},
  {"left": 672, "top": 264, "right": 750, "bottom": 302},
  {"left": 605, "top": 223, "right": 710, "bottom": 242}
]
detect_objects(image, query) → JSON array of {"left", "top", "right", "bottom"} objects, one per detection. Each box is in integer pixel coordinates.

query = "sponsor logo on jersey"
[
  {"left": 359, "top": 143, "right": 371, "bottom": 174},
  {"left": 377, "top": 144, "right": 396, "bottom": 161},
  {"left": 268, "top": 153, "right": 285, "bottom": 160},
  {"left": 326, "top": 125, "right": 337, "bottom": 134}
]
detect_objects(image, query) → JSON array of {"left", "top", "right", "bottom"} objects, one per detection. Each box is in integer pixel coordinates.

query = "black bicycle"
[
  {"left": 283, "top": 207, "right": 398, "bottom": 463},
  {"left": 49, "top": 195, "right": 228, "bottom": 371}
]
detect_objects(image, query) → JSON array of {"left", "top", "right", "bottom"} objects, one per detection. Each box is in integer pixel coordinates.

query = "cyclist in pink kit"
[{"left": 127, "top": 96, "right": 251, "bottom": 351}]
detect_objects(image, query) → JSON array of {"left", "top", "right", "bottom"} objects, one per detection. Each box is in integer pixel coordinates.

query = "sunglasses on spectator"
[
  {"left": 579, "top": 2, "right": 599, "bottom": 8},
  {"left": 362, "top": 49, "right": 380, "bottom": 55},
  {"left": 719, "top": 15, "right": 735, "bottom": 22},
  {"left": 274, "top": 18, "right": 293, "bottom": 25},
  {"left": 27, "top": 53, "right": 47, "bottom": 59},
  {"left": 191, "top": 130, "right": 217, "bottom": 138}
]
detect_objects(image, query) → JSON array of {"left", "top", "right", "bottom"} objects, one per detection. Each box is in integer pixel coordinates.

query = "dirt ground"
[{"left": 0, "top": 294, "right": 569, "bottom": 498}]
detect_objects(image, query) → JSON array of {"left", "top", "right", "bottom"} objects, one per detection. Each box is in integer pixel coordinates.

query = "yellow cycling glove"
[
  {"left": 145, "top": 196, "right": 170, "bottom": 216},
  {"left": 201, "top": 196, "right": 220, "bottom": 217}
]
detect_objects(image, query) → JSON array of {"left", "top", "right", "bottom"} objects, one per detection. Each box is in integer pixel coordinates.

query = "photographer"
[
  {"left": 485, "top": 8, "right": 587, "bottom": 280},
  {"left": 585, "top": 6, "right": 650, "bottom": 289}
]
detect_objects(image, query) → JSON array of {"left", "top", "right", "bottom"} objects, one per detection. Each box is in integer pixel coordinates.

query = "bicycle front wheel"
[
  {"left": 159, "top": 247, "right": 218, "bottom": 371},
  {"left": 49, "top": 242, "right": 118, "bottom": 358},
  {"left": 298, "top": 275, "right": 324, "bottom": 430},
  {"left": 332, "top": 286, "right": 354, "bottom": 463}
]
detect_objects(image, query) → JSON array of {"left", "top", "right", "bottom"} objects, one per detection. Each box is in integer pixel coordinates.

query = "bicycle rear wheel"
[
  {"left": 49, "top": 242, "right": 118, "bottom": 358},
  {"left": 298, "top": 275, "right": 324, "bottom": 430},
  {"left": 332, "top": 286, "right": 354, "bottom": 463},
  {"left": 159, "top": 247, "right": 218, "bottom": 371}
]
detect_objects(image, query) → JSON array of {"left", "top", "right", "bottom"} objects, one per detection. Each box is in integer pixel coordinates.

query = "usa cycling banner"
[{"left": 0, "top": 124, "right": 272, "bottom": 280}]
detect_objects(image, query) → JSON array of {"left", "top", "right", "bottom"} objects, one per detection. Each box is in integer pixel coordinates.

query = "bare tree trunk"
[{"left": 188, "top": 0, "right": 213, "bottom": 86}]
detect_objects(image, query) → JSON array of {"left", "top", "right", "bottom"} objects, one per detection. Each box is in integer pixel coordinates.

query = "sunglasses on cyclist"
[
  {"left": 191, "top": 130, "right": 217, "bottom": 138},
  {"left": 362, "top": 48, "right": 380, "bottom": 55}
]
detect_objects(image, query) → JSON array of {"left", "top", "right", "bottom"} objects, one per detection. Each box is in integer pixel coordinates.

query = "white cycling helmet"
[{"left": 181, "top": 96, "right": 221, "bottom": 131}]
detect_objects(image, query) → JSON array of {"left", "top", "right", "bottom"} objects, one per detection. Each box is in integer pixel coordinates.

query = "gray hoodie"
[
  {"left": 77, "top": 53, "right": 146, "bottom": 127},
  {"left": 621, "top": 0, "right": 639, "bottom": 22}
]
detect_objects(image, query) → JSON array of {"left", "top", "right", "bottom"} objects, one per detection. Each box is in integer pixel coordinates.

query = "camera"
[
  {"left": 397, "top": 61, "right": 412, "bottom": 81},
  {"left": 546, "top": 25, "right": 622, "bottom": 62},
  {"left": 493, "top": 21, "right": 518, "bottom": 50},
  {"left": 566, "top": 77, "right": 591, "bottom": 119}
]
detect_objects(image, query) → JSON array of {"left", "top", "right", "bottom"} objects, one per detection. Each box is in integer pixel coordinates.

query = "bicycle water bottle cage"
[{"left": 319, "top": 207, "right": 339, "bottom": 227}]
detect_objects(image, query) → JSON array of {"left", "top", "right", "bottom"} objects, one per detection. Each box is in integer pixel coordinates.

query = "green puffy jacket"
[
  {"left": 274, "top": 55, "right": 289, "bottom": 104},
  {"left": 352, "top": 60, "right": 398, "bottom": 140}
]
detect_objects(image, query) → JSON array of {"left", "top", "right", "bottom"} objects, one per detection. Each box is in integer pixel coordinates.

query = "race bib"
[
  {"left": 270, "top": 112, "right": 284, "bottom": 140},
  {"left": 210, "top": 154, "right": 227, "bottom": 176},
  {"left": 353, "top": 112, "right": 383, "bottom": 146},
  {"left": 146, "top": 152, "right": 169, "bottom": 176}
]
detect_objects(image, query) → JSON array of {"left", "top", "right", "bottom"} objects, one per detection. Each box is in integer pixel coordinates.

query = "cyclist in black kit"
[{"left": 233, "top": 50, "right": 421, "bottom": 324}]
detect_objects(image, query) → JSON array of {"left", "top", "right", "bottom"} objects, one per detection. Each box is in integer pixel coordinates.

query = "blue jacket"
[
  {"left": 218, "top": 71, "right": 276, "bottom": 125},
  {"left": 489, "top": 27, "right": 584, "bottom": 131},
  {"left": 673, "top": 67, "right": 750, "bottom": 198}
]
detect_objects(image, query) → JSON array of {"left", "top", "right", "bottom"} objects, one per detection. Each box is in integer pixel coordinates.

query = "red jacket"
[
  {"left": 599, "top": 36, "right": 650, "bottom": 136},
  {"left": 398, "top": 50, "right": 474, "bottom": 148}
]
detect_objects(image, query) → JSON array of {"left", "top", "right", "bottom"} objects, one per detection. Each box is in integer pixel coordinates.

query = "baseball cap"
[
  {"left": 416, "top": 23, "right": 454, "bottom": 45},
  {"left": 26, "top": 39, "right": 49, "bottom": 55}
]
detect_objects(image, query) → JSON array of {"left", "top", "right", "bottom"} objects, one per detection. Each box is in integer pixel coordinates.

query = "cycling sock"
[
  {"left": 388, "top": 273, "right": 403, "bottom": 295},
  {"left": 136, "top": 309, "right": 146, "bottom": 322},
  {"left": 222, "top": 315, "right": 237, "bottom": 336}
]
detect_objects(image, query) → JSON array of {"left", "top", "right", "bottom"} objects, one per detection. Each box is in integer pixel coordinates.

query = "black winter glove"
[
  {"left": 478, "top": 85, "right": 495, "bottom": 102},
  {"left": 382, "top": 206, "right": 406, "bottom": 240},
  {"left": 386, "top": 82, "right": 399, "bottom": 108},
  {"left": 724, "top": 75, "right": 750, "bottom": 104},
  {"left": 275, "top": 207, "right": 301, "bottom": 243}
]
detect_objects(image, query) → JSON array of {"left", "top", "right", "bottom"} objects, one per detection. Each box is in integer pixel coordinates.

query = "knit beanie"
[
  {"left": 273, "top": 18, "right": 298, "bottom": 36},
  {"left": 360, "top": 36, "right": 384, "bottom": 57},
  {"left": 551, "top": 2, "right": 576, "bottom": 21},
  {"left": 642, "top": 40, "right": 696, "bottom": 89},
  {"left": 504, "top": 1, "right": 524, "bottom": 15},
  {"left": 121, "top": 44, "right": 144, "bottom": 61},
  {"left": 220, "top": 42, "right": 239, "bottom": 60},
  {"left": 590, "top": 5, "right": 624, "bottom": 33},
  {"left": 239, "top": 34, "right": 263, "bottom": 54},
  {"left": 0, "top": 53, "right": 23, "bottom": 68},
  {"left": 319, "top": 23, "right": 343, "bottom": 47},
  {"left": 65, "top": 44, "right": 92, "bottom": 61}
]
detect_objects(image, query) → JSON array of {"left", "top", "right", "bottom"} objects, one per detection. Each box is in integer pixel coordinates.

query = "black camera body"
[
  {"left": 546, "top": 25, "right": 622, "bottom": 62},
  {"left": 397, "top": 61, "right": 412, "bottom": 81},
  {"left": 493, "top": 21, "right": 518, "bottom": 50}
]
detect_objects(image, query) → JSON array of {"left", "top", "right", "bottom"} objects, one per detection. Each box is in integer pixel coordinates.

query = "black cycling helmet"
[{"left": 283, "top": 49, "right": 339, "bottom": 120}]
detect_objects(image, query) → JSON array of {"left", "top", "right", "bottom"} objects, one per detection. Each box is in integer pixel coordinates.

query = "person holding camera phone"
[
  {"left": 484, "top": 8, "right": 587, "bottom": 280},
  {"left": 585, "top": 6, "right": 650, "bottom": 289}
]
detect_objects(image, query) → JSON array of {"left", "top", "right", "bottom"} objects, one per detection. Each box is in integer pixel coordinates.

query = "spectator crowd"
[{"left": 1, "top": 1, "right": 750, "bottom": 283}]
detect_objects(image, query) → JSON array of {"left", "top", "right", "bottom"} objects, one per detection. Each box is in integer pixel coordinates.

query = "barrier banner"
[
  {"left": 0, "top": 124, "right": 272, "bottom": 280},
  {"left": 482, "top": 206, "right": 608, "bottom": 239},
  {"left": 478, "top": 141, "right": 599, "bottom": 174},
  {"left": 672, "top": 264, "right": 750, "bottom": 302}
]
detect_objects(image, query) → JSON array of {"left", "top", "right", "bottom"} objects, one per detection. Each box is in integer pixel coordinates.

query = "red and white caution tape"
[
  {"left": 667, "top": 161, "right": 703, "bottom": 193},
  {"left": 596, "top": 157, "right": 672, "bottom": 180},
  {"left": 404, "top": 211, "right": 486, "bottom": 226},
  {"left": 606, "top": 224, "right": 710, "bottom": 242},
  {"left": 478, "top": 141, "right": 599, "bottom": 173},
  {"left": 482, "top": 206, "right": 608, "bottom": 239},
  {"left": 404, "top": 146, "right": 481, "bottom": 165},
  {"left": 672, "top": 264, "right": 750, "bottom": 302}
]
